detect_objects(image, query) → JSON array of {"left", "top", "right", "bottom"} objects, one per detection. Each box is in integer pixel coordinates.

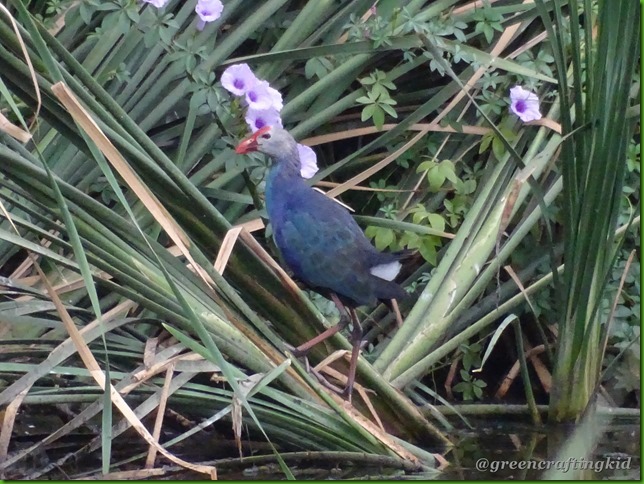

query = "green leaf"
[
  {"left": 372, "top": 105, "right": 385, "bottom": 130},
  {"left": 426, "top": 167, "right": 446, "bottom": 191},
  {"left": 482, "top": 23, "right": 493, "bottom": 43},
  {"left": 361, "top": 103, "right": 376, "bottom": 121},
  {"left": 381, "top": 102, "right": 398, "bottom": 118},
  {"left": 492, "top": 136, "right": 505, "bottom": 160},
  {"left": 479, "top": 132, "right": 493, "bottom": 154},
  {"left": 304, "top": 57, "right": 332, "bottom": 80},
  {"left": 364, "top": 226, "right": 378, "bottom": 239},
  {"left": 426, "top": 213, "right": 445, "bottom": 232},
  {"left": 412, "top": 209, "right": 427, "bottom": 225},
  {"left": 438, "top": 160, "right": 458, "bottom": 184},
  {"left": 417, "top": 159, "right": 436, "bottom": 172},
  {"left": 304, "top": 58, "right": 317, "bottom": 79},
  {"left": 418, "top": 237, "right": 438, "bottom": 265},
  {"left": 452, "top": 382, "right": 469, "bottom": 393},
  {"left": 374, "top": 227, "right": 395, "bottom": 250},
  {"left": 372, "top": 84, "right": 388, "bottom": 99}
]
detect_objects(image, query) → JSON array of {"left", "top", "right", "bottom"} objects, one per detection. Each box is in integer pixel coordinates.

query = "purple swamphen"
[{"left": 236, "top": 125, "right": 407, "bottom": 401}]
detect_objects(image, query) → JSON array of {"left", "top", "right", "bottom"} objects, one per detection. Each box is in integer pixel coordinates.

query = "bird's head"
[{"left": 235, "top": 125, "right": 296, "bottom": 159}]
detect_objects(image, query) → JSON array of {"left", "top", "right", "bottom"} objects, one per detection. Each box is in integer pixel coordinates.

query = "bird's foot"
[
  {"left": 283, "top": 341, "right": 297, "bottom": 354},
  {"left": 284, "top": 343, "right": 312, "bottom": 373},
  {"left": 284, "top": 342, "right": 309, "bottom": 359},
  {"left": 302, "top": 363, "right": 355, "bottom": 403},
  {"left": 340, "top": 386, "right": 353, "bottom": 404},
  {"left": 284, "top": 338, "right": 356, "bottom": 402},
  {"left": 310, "top": 367, "right": 347, "bottom": 396}
]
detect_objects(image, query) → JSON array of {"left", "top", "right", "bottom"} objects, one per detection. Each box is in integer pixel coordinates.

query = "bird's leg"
[
  {"left": 287, "top": 293, "right": 363, "bottom": 401},
  {"left": 390, "top": 298, "right": 404, "bottom": 328},
  {"left": 289, "top": 293, "right": 350, "bottom": 357},
  {"left": 289, "top": 319, "right": 348, "bottom": 357},
  {"left": 341, "top": 308, "right": 363, "bottom": 403}
]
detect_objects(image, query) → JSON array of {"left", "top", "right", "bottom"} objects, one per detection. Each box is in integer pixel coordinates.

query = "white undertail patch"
[{"left": 370, "top": 261, "right": 402, "bottom": 281}]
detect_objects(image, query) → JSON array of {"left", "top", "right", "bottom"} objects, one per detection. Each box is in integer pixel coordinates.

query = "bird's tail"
[
  {"left": 391, "top": 248, "right": 416, "bottom": 261},
  {"left": 374, "top": 278, "right": 408, "bottom": 303},
  {"left": 368, "top": 248, "right": 415, "bottom": 302}
]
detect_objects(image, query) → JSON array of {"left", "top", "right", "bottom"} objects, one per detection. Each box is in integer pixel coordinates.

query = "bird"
[{"left": 235, "top": 125, "right": 407, "bottom": 401}]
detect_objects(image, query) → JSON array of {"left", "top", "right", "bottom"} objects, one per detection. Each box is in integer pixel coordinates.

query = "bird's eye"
[{"left": 261, "top": 133, "right": 271, "bottom": 140}]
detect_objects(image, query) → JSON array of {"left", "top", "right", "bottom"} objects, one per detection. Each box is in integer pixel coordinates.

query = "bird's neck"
[{"left": 265, "top": 154, "right": 306, "bottom": 220}]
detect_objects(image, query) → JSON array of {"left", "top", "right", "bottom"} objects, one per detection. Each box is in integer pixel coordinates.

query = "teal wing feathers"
[{"left": 272, "top": 191, "right": 379, "bottom": 306}]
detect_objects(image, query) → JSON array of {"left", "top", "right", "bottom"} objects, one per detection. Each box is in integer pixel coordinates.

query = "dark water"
[
  {"left": 212, "top": 416, "right": 641, "bottom": 480},
  {"left": 439, "top": 417, "right": 640, "bottom": 480},
  {"left": 162, "top": 416, "right": 641, "bottom": 480},
  {"left": 7, "top": 411, "right": 640, "bottom": 479}
]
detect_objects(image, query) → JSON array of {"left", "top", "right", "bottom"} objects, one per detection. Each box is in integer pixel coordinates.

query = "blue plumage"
[
  {"left": 235, "top": 125, "right": 407, "bottom": 400},
  {"left": 265, "top": 153, "right": 406, "bottom": 307}
]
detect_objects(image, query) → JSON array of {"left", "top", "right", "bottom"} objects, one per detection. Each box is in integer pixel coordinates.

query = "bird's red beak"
[
  {"left": 235, "top": 126, "right": 271, "bottom": 154},
  {"left": 235, "top": 136, "right": 258, "bottom": 154}
]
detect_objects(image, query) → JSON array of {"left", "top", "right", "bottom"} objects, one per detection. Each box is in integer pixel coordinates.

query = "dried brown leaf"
[
  {"left": 325, "top": 128, "right": 429, "bottom": 199},
  {"left": 214, "top": 225, "right": 243, "bottom": 275},
  {"left": 51, "top": 82, "right": 218, "bottom": 297},
  {"left": 302, "top": 123, "right": 490, "bottom": 147},
  {"left": 145, "top": 363, "right": 175, "bottom": 469},
  {"left": 0, "top": 388, "right": 28, "bottom": 465},
  {"left": 143, "top": 337, "right": 159, "bottom": 369},
  {"left": 34, "top": 260, "right": 217, "bottom": 477},
  {"left": 0, "top": 112, "right": 31, "bottom": 143}
]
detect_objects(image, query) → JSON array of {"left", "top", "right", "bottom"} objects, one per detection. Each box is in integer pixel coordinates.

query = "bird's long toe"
[
  {"left": 284, "top": 342, "right": 306, "bottom": 357},
  {"left": 310, "top": 367, "right": 345, "bottom": 394},
  {"left": 340, "top": 385, "right": 353, "bottom": 403},
  {"left": 284, "top": 344, "right": 312, "bottom": 373}
]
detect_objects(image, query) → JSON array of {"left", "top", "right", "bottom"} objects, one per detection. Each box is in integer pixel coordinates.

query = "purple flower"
[
  {"left": 221, "top": 64, "right": 257, "bottom": 96},
  {"left": 195, "top": 0, "right": 224, "bottom": 23},
  {"left": 297, "top": 144, "right": 318, "bottom": 179},
  {"left": 245, "top": 80, "right": 276, "bottom": 110},
  {"left": 142, "top": 0, "right": 170, "bottom": 7},
  {"left": 245, "top": 108, "right": 283, "bottom": 133},
  {"left": 266, "top": 85, "right": 284, "bottom": 111},
  {"left": 509, "top": 86, "right": 542, "bottom": 122}
]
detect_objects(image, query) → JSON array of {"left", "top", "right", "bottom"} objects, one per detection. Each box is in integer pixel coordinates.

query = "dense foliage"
[{"left": 0, "top": 0, "right": 638, "bottom": 478}]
